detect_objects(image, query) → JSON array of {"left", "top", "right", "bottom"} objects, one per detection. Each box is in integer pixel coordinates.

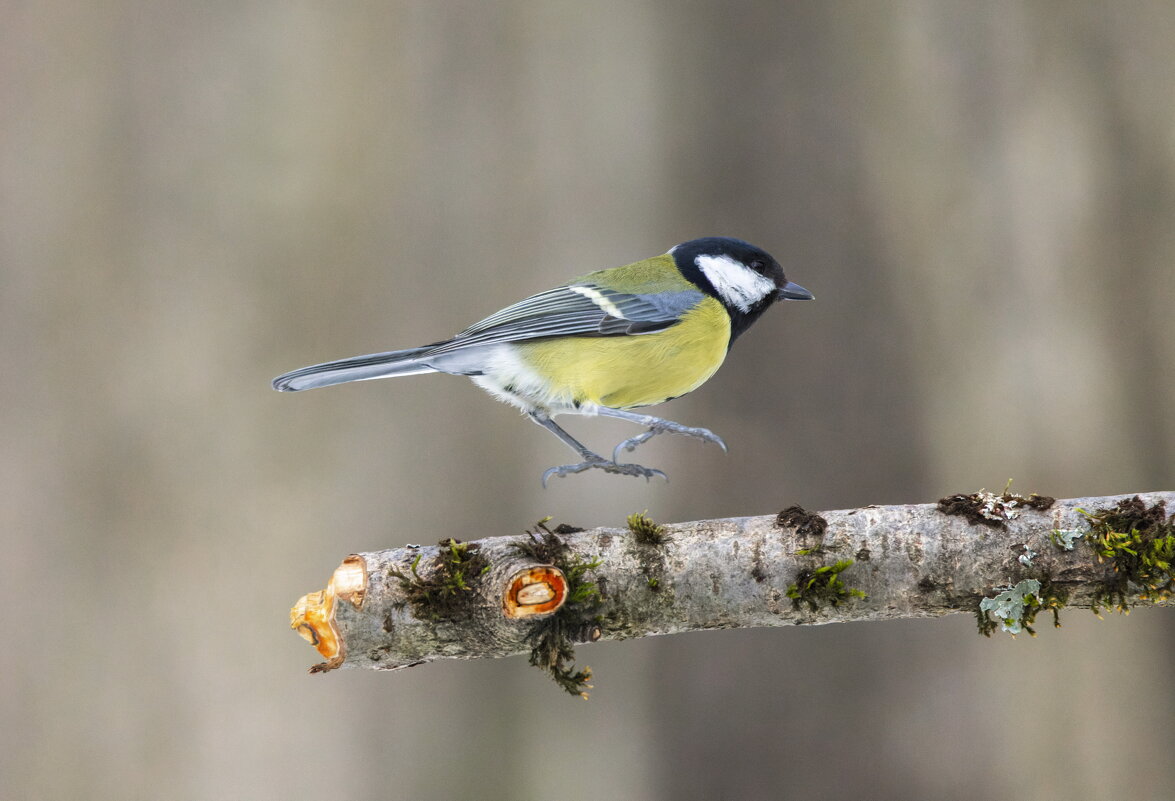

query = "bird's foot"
[
  {"left": 612, "top": 422, "right": 727, "bottom": 462},
  {"left": 542, "top": 454, "right": 668, "bottom": 487}
]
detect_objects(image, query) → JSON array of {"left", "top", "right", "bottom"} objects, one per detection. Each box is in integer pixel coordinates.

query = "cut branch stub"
[
  {"left": 503, "top": 565, "right": 567, "bottom": 619},
  {"left": 290, "top": 544, "right": 577, "bottom": 673},
  {"left": 290, "top": 554, "right": 366, "bottom": 671}
]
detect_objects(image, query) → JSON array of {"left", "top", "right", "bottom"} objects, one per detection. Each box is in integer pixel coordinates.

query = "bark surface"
[{"left": 291, "top": 491, "right": 1175, "bottom": 673}]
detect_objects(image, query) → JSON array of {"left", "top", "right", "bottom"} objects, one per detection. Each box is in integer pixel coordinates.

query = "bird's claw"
[
  {"left": 542, "top": 456, "right": 669, "bottom": 487},
  {"left": 612, "top": 430, "right": 657, "bottom": 462},
  {"left": 610, "top": 424, "right": 727, "bottom": 462}
]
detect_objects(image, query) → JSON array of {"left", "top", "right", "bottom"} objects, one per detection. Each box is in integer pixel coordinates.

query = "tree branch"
[{"left": 290, "top": 490, "right": 1175, "bottom": 695}]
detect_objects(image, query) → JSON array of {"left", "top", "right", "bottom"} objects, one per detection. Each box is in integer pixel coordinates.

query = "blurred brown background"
[{"left": 3, "top": 2, "right": 1174, "bottom": 799}]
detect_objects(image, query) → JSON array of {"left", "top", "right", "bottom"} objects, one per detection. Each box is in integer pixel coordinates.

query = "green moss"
[
  {"left": 514, "top": 520, "right": 604, "bottom": 698},
  {"left": 977, "top": 496, "right": 1172, "bottom": 636},
  {"left": 562, "top": 551, "right": 604, "bottom": 606},
  {"left": 624, "top": 510, "right": 674, "bottom": 595},
  {"left": 390, "top": 539, "right": 490, "bottom": 622},
  {"left": 786, "top": 559, "right": 866, "bottom": 612},
  {"left": 1081, "top": 496, "right": 1175, "bottom": 614},
  {"left": 1019, "top": 575, "right": 1070, "bottom": 635},
  {"left": 513, "top": 517, "right": 568, "bottom": 563},
  {"left": 627, "top": 510, "right": 669, "bottom": 546}
]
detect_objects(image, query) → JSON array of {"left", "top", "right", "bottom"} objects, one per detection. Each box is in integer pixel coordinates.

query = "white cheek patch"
[{"left": 694, "top": 254, "right": 775, "bottom": 312}]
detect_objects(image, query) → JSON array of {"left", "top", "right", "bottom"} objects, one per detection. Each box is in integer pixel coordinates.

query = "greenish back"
[{"left": 576, "top": 254, "right": 692, "bottom": 295}]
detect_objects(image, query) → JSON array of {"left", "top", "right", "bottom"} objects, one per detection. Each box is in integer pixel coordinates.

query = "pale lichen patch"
[{"left": 977, "top": 579, "right": 1042, "bottom": 635}]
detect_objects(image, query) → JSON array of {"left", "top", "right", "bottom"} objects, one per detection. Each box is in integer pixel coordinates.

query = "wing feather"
[{"left": 425, "top": 283, "right": 703, "bottom": 356}]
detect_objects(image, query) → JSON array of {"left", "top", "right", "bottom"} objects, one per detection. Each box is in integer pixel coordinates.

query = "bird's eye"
[{"left": 749, "top": 260, "right": 765, "bottom": 271}]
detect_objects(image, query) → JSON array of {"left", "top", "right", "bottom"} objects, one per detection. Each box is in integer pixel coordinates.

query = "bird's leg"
[
  {"left": 595, "top": 407, "right": 728, "bottom": 463},
  {"left": 527, "top": 411, "right": 668, "bottom": 486}
]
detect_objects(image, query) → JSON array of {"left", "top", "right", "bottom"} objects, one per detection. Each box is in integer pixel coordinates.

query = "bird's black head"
[{"left": 669, "top": 237, "right": 812, "bottom": 343}]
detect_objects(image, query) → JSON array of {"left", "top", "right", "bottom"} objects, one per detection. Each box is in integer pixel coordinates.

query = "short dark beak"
[{"left": 778, "top": 281, "right": 814, "bottom": 301}]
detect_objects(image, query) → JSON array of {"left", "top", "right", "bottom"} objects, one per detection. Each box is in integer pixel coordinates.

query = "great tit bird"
[{"left": 273, "top": 236, "right": 813, "bottom": 484}]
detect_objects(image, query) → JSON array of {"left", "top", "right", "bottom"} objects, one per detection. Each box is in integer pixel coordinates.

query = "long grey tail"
[{"left": 272, "top": 345, "right": 439, "bottom": 392}]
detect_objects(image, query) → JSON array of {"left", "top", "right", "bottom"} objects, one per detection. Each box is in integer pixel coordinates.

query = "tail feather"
[{"left": 272, "top": 346, "right": 438, "bottom": 392}]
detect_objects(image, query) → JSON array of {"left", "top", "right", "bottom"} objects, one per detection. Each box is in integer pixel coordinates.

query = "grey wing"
[{"left": 424, "top": 283, "right": 704, "bottom": 356}]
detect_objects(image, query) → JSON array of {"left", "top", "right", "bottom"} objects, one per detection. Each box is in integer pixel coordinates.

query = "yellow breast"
[{"left": 515, "top": 296, "right": 730, "bottom": 410}]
